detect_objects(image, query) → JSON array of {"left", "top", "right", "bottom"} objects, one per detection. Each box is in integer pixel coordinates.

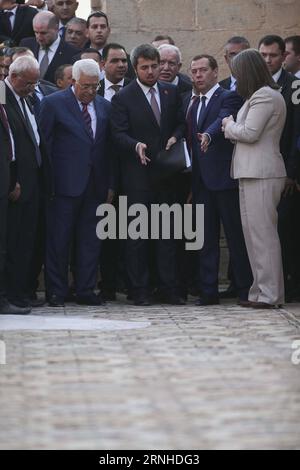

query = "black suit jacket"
[
  {"left": 110, "top": 80, "right": 186, "bottom": 192},
  {"left": 20, "top": 37, "right": 80, "bottom": 84},
  {"left": 97, "top": 77, "right": 131, "bottom": 98},
  {"left": 277, "top": 69, "right": 299, "bottom": 178},
  {"left": 219, "top": 77, "right": 231, "bottom": 90},
  {"left": 0, "top": 5, "right": 37, "bottom": 46},
  {"left": 5, "top": 84, "right": 51, "bottom": 202},
  {"left": 177, "top": 73, "right": 192, "bottom": 94},
  {"left": 0, "top": 106, "right": 11, "bottom": 198}
]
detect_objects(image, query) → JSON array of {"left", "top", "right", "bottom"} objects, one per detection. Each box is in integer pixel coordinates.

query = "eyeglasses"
[
  {"left": 18, "top": 77, "right": 40, "bottom": 88},
  {"left": 76, "top": 81, "right": 100, "bottom": 92}
]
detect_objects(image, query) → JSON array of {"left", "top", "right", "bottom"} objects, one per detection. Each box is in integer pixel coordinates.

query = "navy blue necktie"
[{"left": 197, "top": 96, "right": 207, "bottom": 130}]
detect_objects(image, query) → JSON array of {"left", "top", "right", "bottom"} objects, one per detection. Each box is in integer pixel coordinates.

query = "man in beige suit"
[{"left": 223, "top": 49, "right": 287, "bottom": 309}]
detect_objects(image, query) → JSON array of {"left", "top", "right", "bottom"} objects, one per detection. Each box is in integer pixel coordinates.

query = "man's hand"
[
  {"left": 9, "top": 183, "right": 21, "bottom": 202},
  {"left": 106, "top": 189, "right": 115, "bottom": 204},
  {"left": 0, "top": 1, "right": 17, "bottom": 10},
  {"left": 166, "top": 136, "right": 177, "bottom": 151},
  {"left": 283, "top": 178, "right": 296, "bottom": 197},
  {"left": 197, "top": 133, "right": 210, "bottom": 153},
  {"left": 136, "top": 142, "right": 150, "bottom": 166}
]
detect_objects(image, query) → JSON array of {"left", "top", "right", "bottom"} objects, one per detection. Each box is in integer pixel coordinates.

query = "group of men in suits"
[{"left": 0, "top": 3, "right": 299, "bottom": 312}]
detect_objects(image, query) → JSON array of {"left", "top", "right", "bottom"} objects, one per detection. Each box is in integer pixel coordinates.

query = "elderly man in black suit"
[
  {"left": 157, "top": 44, "right": 192, "bottom": 94},
  {"left": 0, "top": 100, "right": 31, "bottom": 314},
  {"left": 20, "top": 10, "right": 80, "bottom": 84},
  {"left": 4, "top": 55, "right": 50, "bottom": 308},
  {"left": 111, "top": 44, "right": 186, "bottom": 306}
]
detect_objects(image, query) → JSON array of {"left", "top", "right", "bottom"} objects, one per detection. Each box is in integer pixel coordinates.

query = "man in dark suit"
[
  {"left": 0, "top": 0, "right": 37, "bottom": 45},
  {"left": 0, "top": 101, "right": 31, "bottom": 314},
  {"left": 157, "top": 44, "right": 192, "bottom": 94},
  {"left": 20, "top": 11, "right": 80, "bottom": 84},
  {"left": 97, "top": 42, "right": 131, "bottom": 300},
  {"left": 187, "top": 54, "right": 252, "bottom": 306},
  {"left": 259, "top": 35, "right": 300, "bottom": 300},
  {"left": 111, "top": 44, "right": 186, "bottom": 306},
  {"left": 85, "top": 11, "right": 135, "bottom": 80},
  {"left": 4, "top": 55, "right": 49, "bottom": 308},
  {"left": 52, "top": 0, "right": 78, "bottom": 39},
  {"left": 98, "top": 43, "right": 131, "bottom": 101},
  {"left": 219, "top": 36, "right": 250, "bottom": 91},
  {"left": 39, "top": 59, "right": 113, "bottom": 307}
]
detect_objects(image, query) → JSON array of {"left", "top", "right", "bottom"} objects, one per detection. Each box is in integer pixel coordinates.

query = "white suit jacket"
[{"left": 224, "top": 86, "right": 287, "bottom": 179}]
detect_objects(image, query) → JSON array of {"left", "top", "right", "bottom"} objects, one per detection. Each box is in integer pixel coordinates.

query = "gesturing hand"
[{"left": 136, "top": 142, "right": 151, "bottom": 166}]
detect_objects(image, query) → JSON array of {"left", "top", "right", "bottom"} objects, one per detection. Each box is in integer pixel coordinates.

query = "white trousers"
[{"left": 239, "top": 178, "right": 286, "bottom": 305}]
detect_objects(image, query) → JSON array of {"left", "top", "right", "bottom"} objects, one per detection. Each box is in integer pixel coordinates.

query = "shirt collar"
[
  {"left": 136, "top": 78, "right": 159, "bottom": 95},
  {"left": 4, "top": 6, "right": 17, "bottom": 15},
  {"left": 105, "top": 77, "right": 125, "bottom": 89},
  {"left": 71, "top": 86, "right": 94, "bottom": 109},
  {"left": 295, "top": 70, "right": 300, "bottom": 79},
  {"left": 45, "top": 35, "right": 60, "bottom": 52},
  {"left": 172, "top": 76, "right": 179, "bottom": 86},
  {"left": 200, "top": 82, "right": 220, "bottom": 101},
  {"left": 272, "top": 68, "right": 283, "bottom": 83}
]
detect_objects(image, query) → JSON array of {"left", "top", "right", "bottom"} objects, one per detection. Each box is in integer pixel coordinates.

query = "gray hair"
[
  {"left": 66, "top": 17, "right": 87, "bottom": 29},
  {"left": 9, "top": 56, "right": 40, "bottom": 76},
  {"left": 158, "top": 44, "right": 182, "bottom": 63},
  {"left": 72, "top": 59, "right": 100, "bottom": 80}
]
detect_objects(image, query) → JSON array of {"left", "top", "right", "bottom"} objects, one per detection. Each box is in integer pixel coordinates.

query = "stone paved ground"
[{"left": 0, "top": 295, "right": 300, "bottom": 450}]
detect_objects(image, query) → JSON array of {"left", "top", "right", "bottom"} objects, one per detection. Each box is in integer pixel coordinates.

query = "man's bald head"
[{"left": 33, "top": 12, "right": 59, "bottom": 48}]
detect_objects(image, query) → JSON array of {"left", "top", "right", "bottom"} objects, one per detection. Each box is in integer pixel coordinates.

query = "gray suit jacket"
[{"left": 224, "top": 86, "right": 287, "bottom": 179}]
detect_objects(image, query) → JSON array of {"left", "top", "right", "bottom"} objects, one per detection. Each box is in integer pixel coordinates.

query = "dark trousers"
[
  {"left": 278, "top": 193, "right": 296, "bottom": 290},
  {"left": 6, "top": 189, "right": 39, "bottom": 301},
  {"left": 46, "top": 176, "right": 103, "bottom": 299},
  {"left": 126, "top": 189, "right": 177, "bottom": 298},
  {"left": 0, "top": 197, "right": 7, "bottom": 298},
  {"left": 193, "top": 185, "right": 252, "bottom": 300}
]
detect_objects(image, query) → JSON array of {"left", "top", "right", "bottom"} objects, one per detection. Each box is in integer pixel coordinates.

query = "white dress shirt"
[
  {"left": 136, "top": 79, "right": 161, "bottom": 111},
  {"left": 3, "top": 6, "right": 17, "bottom": 29},
  {"left": 272, "top": 68, "right": 283, "bottom": 83},
  {"left": 196, "top": 82, "right": 220, "bottom": 122},
  {"left": 295, "top": 70, "right": 300, "bottom": 79},
  {"left": 38, "top": 35, "right": 61, "bottom": 66},
  {"left": 230, "top": 75, "right": 237, "bottom": 91},
  {"left": 104, "top": 78, "right": 125, "bottom": 102},
  {"left": 72, "top": 87, "right": 97, "bottom": 139},
  {"left": 5, "top": 78, "right": 41, "bottom": 157}
]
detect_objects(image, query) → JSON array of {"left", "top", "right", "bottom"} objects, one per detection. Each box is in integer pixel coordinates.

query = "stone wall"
[{"left": 90, "top": 0, "right": 300, "bottom": 79}]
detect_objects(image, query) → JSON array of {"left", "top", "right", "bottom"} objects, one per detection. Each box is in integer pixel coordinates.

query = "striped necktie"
[{"left": 81, "top": 103, "right": 93, "bottom": 138}]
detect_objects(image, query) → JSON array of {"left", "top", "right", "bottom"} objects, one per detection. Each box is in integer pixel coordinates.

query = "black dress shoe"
[
  {"left": 134, "top": 297, "right": 151, "bottom": 306},
  {"left": 102, "top": 290, "right": 117, "bottom": 301},
  {"left": 76, "top": 293, "right": 106, "bottom": 306},
  {"left": 0, "top": 299, "right": 31, "bottom": 315},
  {"left": 159, "top": 294, "right": 186, "bottom": 305},
  {"left": 219, "top": 284, "right": 237, "bottom": 299},
  {"left": 48, "top": 295, "right": 65, "bottom": 307},
  {"left": 195, "top": 296, "right": 220, "bottom": 306},
  {"left": 29, "top": 297, "right": 46, "bottom": 308}
]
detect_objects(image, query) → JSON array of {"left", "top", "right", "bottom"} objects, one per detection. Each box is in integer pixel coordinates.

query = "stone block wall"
[{"left": 90, "top": 0, "right": 300, "bottom": 79}]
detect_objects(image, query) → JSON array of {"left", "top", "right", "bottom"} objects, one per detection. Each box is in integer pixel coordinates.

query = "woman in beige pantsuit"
[{"left": 222, "top": 49, "right": 287, "bottom": 309}]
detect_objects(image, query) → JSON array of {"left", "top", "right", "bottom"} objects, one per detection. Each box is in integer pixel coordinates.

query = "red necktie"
[
  {"left": 0, "top": 104, "right": 13, "bottom": 161},
  {"left": 186, "top": 96, "right": 200, "bottom": 155}
]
